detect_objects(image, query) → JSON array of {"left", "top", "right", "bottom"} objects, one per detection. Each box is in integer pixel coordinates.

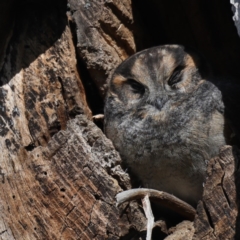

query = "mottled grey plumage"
[{"left": 104, "top": 45, "right": 229, "bottom": 206}]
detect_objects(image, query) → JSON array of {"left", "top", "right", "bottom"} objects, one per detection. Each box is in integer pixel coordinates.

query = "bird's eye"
[
  {"left": 127, "top": 79, "right": 145, "bottom": 95},
  {"left": 168, "top": 65, "right": 184, "bottom": 87}
]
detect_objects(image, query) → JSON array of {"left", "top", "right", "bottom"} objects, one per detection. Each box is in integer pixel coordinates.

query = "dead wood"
[
  {"left": 0, "top": 0, "right": 240, "bottom": 239},
  {"left": 193, "top": 146, "right": 240, "bottom": 240}
]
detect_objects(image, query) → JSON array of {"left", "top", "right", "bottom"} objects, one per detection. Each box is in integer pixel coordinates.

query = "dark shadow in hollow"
[
  {"left": 0, "top": 0, "right": 15, "bottom": 70},
  {"left": 68, "top": 18, "right": 104, "bottom": 117},
  {"left": 0, "top": 0, "right": 68, "bottom": 86}
]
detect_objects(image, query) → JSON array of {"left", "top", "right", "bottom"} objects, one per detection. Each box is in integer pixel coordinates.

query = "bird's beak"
[{"left": 153, "top": 96, "right": 168, "bottom": 111}]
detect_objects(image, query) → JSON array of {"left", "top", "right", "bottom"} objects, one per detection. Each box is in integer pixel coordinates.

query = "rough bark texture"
[
  {"left": 69, "top": 0, "right": 136, "bottom": 97},
  {"left": 0, "top": 115, "right": 147, "bottom": 239},
  {"left": 193, "top": 146, "right": 240, "bottom": 239},
  {"left": 0, "top": 0, "right": 240, "bottom": 239},
  {"left": 165, "top": 221, "right": 195, "bottom": 240},
  {"left": 0, "top": 0, "right": 91, "bottom": 148}
]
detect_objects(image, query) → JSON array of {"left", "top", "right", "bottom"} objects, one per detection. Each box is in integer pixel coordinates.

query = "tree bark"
[
  {"left": 0, "top": 114, "right": 147, "bottom": 239},
  {"left": 193, "top": 146, "right": 240, "bottom": 239},
  {"left": 0, "top": 0, "right": 240, "bottom": 239}
]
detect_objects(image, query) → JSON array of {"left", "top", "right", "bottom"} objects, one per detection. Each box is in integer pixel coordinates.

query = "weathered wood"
[
  {"left": 165, "top": 221, "right": 195, "bottom": 240},
  {"left": 0, "top": 115, "right": 147, "bottom": 239},
  {"left": 68, "top": 0, "right": 136, "bottom": 96},
  {"left": 0, "top": 0, "right": 240, "bottom": 239},
  {"left": 0, "top": 1, "right": 145, "bottom": 239},
  {"left": 193, "top": 146, "right": 239, "bottom": 239},
  {"left": 0, "top": 0, "right": 91, "bottom": 148}
]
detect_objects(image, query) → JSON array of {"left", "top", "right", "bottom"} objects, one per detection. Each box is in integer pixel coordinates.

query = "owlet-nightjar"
[{"left": 104, "top": 45, "right": 230, "bottom": 206}]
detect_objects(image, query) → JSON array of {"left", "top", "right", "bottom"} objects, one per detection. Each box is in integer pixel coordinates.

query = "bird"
[{"left": 104, "top": 44, "right": 237, "bottom": 207}]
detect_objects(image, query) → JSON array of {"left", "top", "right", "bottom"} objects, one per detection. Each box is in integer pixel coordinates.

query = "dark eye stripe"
[
  {"left": 168, "top": 65, "right": 185, "bottom": 87},
  {"left": 127, "top": 79, "right": 145, "bottom": 95}
]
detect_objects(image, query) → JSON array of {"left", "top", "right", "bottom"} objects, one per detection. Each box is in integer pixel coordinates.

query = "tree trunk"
[{"left": 0, "top": 0, "right": 239, "bottom": 239}]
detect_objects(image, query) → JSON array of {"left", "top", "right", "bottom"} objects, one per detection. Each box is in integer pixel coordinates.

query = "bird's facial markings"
[
  {"left": 126, "top": 79, "right": 145, "bottom": 95},
  {"left": 112, "top": 75, "right": 126, "bottom": 87},
  {"left": 111, "top": 73, "right": 147, "bottom": 103},
  {"left": 168, "top": 65, "right": 185, "bottom": 88}
]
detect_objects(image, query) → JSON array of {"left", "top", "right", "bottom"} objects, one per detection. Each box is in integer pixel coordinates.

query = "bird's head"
[{"left": 107, "top": 45, "right": 210, "bottom": 115}]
